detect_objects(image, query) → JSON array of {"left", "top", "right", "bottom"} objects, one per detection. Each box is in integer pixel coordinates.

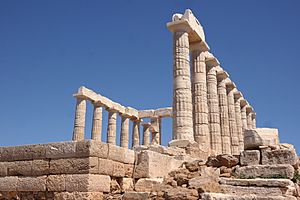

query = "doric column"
[
  {"left": 120, "top": 114, "right": 130, "bottom": 148},
  {"left": 142, "top": 122, "right": 151, "bottom": 146},
  {"left": 72, "top": 97, "right": 87, "bottom": 141},
  {"left": 234, "top": 91, "right": 244, "bottom": 151},
  {"left": 240, "top": 99, "right": 248, "bottom": 130},
  {"left": 91, "top": 104, "right": 102, "bottom": 140},
  {"left": 217, "top": 71, "right": 231, "bottom": 154},
  {"left": 151, "top": 117, "right": 160, "bottom": 145},
  {"left": 191, "top": 44, "right": 209, "bottom": 150},
  {"left": 252, "top": 113, "right": 256, "bottom": 129},
  {"left": 106, "top": 109, "right": 117, "bottom": 145},
  {"left": 169, "top": 24, "right": 194, "bottom": 142},
  {"left": 206, "top": 64, "right": 222, "bottom": 155},
  {"left": 226, "top": 82, "right": 239, "bottom": 155},
  {"left": 132, "top": 119, "right": 140, "bottom": 147},
  {"left": 246, "top": 106, "right": 253, "bottom": 129}
]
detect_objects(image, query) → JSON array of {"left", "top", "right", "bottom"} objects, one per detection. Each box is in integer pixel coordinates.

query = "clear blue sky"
[{"left": 1, "top": 1, "right": 299, "bottom": 152}]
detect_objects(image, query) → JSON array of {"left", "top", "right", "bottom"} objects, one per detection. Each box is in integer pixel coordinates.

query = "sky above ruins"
[{"left": 0, "top": 1, "right": 300, "bottom": 151}]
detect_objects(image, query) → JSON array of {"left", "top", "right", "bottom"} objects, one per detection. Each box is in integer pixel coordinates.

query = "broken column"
[
  {"left": 217, "top": 71, "right": 231, "bottom": 154},
  {"left": 142, "top": 122, "right": 151, "bottom": 146},
  {"left": 132, "top": 119, "right": 140, "bottom": 147},
  {"left": 226, "top": 81, "right": 239, "bottom": 155},
  {"left": 91, "top": 104, "right": 102, "bottom": 140},
  {"left": 72, "top": 97, "right": 87, "bottom": 141},
  {"left": 206, "top": 57, "right": 222, "bottom": 155},
  {"left": 234, "top": 91, "right": 244, "bottom": 151},
  {"left": 120, "top": 114, "right": 130, "bottom": 148},
  {"left": 107, "top": 109, "right": 117, "bottom": 145}
]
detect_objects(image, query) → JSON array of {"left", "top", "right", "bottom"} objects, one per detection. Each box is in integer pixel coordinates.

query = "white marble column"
[
  {"left": 72, "top": 97, "right": 87, "bottom": 141},
  {"left": 217, "top": 71, "right": 231, "bottom": 154},
  {"left": 206, "top": 65, "right": 222, "bottom": 155},
  {"left": 191, "top": 44, "right": 209, "bottom": 150},
  {"left": 252, "top": 113, "right": 256, "bottom": 129},
  {"left": 151, "top": 117, "right": 160, "bottom": 145},
  {"left": 170, "top": 26, "right": 194, "bottom": 142},
  {"left": 132, "top": 119, "right": 140, "bottom": 147},
  {"left": 91, "top": 104, "right": 102, "bottom": 140},
  {"left": 107, "top": 109, "right": 117, "bottom": 145},
  {"left": 240, "top": 100, "right": 248, "bottom": 130},
  {"left": 142, "top": 122, "right": 151, "bottom": 146},
  {"left": 226, "top": 82, "right": 239, "bottom": 155},
  {"left": 120, "top": 114, "right": 130, "bottom": 148},
  {"left": 234, "top": 92, "right": 244, "bottom": 151},
  {"left": 246, "top": 107, "right": 253, "bottom": 129}
]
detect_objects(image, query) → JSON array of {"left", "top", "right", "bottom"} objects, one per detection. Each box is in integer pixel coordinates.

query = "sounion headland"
[{"left": 1, "top": 9, "right": 299, "bottom": 200}]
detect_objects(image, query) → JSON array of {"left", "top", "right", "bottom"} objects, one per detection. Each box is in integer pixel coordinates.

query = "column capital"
[
  {"left": 106, "top": 107, "right": 118, "bottom": 113},
  {"left": 233, "top": 90, "right": 243, "bottom": 100},
  {"left": 217, "top": 70, "right": 229, "bottom": 82},
  {"left": 206, "top": 53, "right": 220, "bottom": 68},
  {"left": 190, "top": 41, "right": 209, "bottom": 53},
  {"left": 225, "top": 79, "right": 236, "bottom": 92},
  {"left": 246, "top": 106, "right": 253, "bottom": 114},
  {"left": 240, "top": 99, "right": 248, "bottom": 107},
  {"left": 141, "top": 122, "right": 151, "bottom": 128}
]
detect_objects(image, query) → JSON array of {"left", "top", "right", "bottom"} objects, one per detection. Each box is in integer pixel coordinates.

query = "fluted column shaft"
[
  {"left": 247, "top": 112, "right": 253, "bottom": 129},
  {"left": 132, "top": 120, "right": 140, "bottom": 147},
  {"left": 234, "top": 98, "right": 244, "bottom": 151},
  {"left": 241, "top": 105, "right": 248, "bottom": 130},
  {"left": 72, "top": 98, "right": 86, "bottom": 141},
  {"left": 207, "top": 66, "right": 221, "bottom": 154},
  {"left": 151, "top": 117, "right": 160, "bottom": 145},
  {"left": 107, "top": 110, "right": 117, "bottom": 145},
  {"left": 91, "top": 105, "right": 102, "bottom": 140},
  {"left": 252, "top": 114, "right": 256, "bottom": 129},
  {"left": 172, "top": 31, "right": 194, "bottom": 141},
  {"left": 217, "top": 79, "right": 231, "bottom": 154},
  {"left": 120, "top": 115, "right": 130, "bottom": 148},
  {"left": 227, "top": 88, "right": 239, "bottom": 155},
  {"left": 142, "top": 123, "right": 151, "bottom": 146},
  {"left": 191, "top": 49, "right": 209, "bottom": 150}
]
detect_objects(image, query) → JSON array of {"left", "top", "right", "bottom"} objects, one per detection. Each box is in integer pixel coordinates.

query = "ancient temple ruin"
[{"left": 0, "top": 9, "right": 299, "bottom": 200}]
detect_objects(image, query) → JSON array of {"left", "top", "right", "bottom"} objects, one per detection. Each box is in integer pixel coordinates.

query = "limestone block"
[
  {"left": 47, "top": 175, "right": 66, "bottom": 191},
  {"left": 134, "top": 178, "right": 163, "bottom": 192},
  {"left": 123, "top": 192, "right": 150, "bottom": 200},
  {"left": 65, "top": 174, "right": 110, "bottom": 192},
  {"left": 244, "top": 128, "right": 279, "bottom": 150},
  {"left": 206, "top": 154, "right": 239, "bottom": 168},
  {"left": 17, "top": 176, "right": 47, "bottom": 191},
  {"left": 163, "top": 187, "right": 198, "bottom": 200},
  {"left": 53, "top": 192, "right": 104, "bottom": 200},
  {"left": 235, "top": 164, "right": 294, "bottom": 179},
  {"left": 120, "top": 178, "right": 134, "bottom": 191},
  {"left": 220, "top": 185, "right": 285, "bottom": 196},
  {"left": 124, "top": 148, "right": 135, "bottom": 164},
  {"left": 220, "top": 178, "right": 295, "bottom": 187},
  {"left": 7, "top": 161, "right": 32, "bottom": 176},
  {"left": 240, "top": 150, "right": 260, "bottom": 166},
  {"left": 201, "top": 193, "right": 297, "bottom": 200},
  {"left": 98, "top": 158, "right": 125, "bottom": 177},
  {"left": 32, "top": 159, "right": 50, "bottom": 176},
  {"left": 13, "top": 144, "right": 45, "bottom": 161},
  {"left": 261, "top": 148, "right": 298, "bottom": 166},
  {"left": 46, "top": 141, "right": 76, "bottom": 159},
  {"left": 0, "top": 162, "right": 8, "bottom": 177},
  {"left": 107, "top": 144, "right": 125, "bottom": 163},
  {"left": 0, "top": 146, "right": 15, "bottom": 161},
  {"left": 50, "top": 157, "right": 98, "bottom": 174},
  {"left": 168, "top": 139, "right": 191, "bottom": 148},
  {"left": 76, "top": 140, "right": 108, "bottom": 158},
  {"left": 124, "top": 164, "right": 134, "bottom": 178},
  {"left": 0, "top": 176, "right": 18, "bottom": 191},
  {"left": 138, "top": 110, "right": 154, "bottom": 118},
  {"left": 154, "top": 107, "right": 172, "bottom": 118}
]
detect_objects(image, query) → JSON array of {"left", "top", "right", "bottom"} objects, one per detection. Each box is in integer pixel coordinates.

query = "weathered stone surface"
[
  {"left": 120, "top": 178, "right": 134, "bottom": 191},
  {"left": 163, "top": 187, "right": 198, "bottom": 200},
  {"left": 54, "top": 192, "right": 104, "bottom": 200},
  {"left": 123, "top": 191, "right": 149, "bottom": 200},
  {"left": 235, "top": 164, "right": 295, "bottom": 179},
  {"left": 32, "top": 159, "right": 50, "bottom": 176},
  {"left": 124, "top": 148, "right": 135, "bottom": 164},
  {"left": 220, "top": 178, "right": 295, "bottom": 187},
  {"left": 0, "top": 176, "right": 18, "bottom": 191},
  {"left": 46, "top": 141, "right": 76, "bottom": 159},
  {"left": 108, "top": 144, "right": 125, "bottom": 163},
  {"left": 244, "top": 128, "right": 279, "bottom": 150},
  {"left": 220, "top": 185, "right": 293, "bottom": 196},
  {"left": 206, "top": 154, "right": 239, "bottom": 168},
  {"left": 65, "top": 174, "right": 110, "bottom": 192},
  {"left": 0, "top": 144, "right": 46, "bottom": 162},
  {"left": 201, "top": 193, "right": 297, "bottom": 200},
  {"left": 47, "top": 175, "right": 66, "bottom": 191},
  {"left": 135, "top": 178, "right": 163, "bottom": 192},
  {"left": 240, "top": 150, "right": 260, "bottom": 166},
  {"left": 50, "top": 157, "right": 98, "bottom": 174},
  {"left": 169, "top": 139, "right": 191, "bottom": 148},
  {"left": 185, "top": 160, "right": 205, "bottom": 172},
  {"left": 124, "top": 163, "right": 134, "bottom": 178},
  {"left": 7, "top": 161, "right": 32, "bottom": 176},
  {"left": 98, "top": 158, "right": 125, "bottom": 177},
  {"left": 185, "top": 142, "right": 210, "bottom": 160},
  {"left": 76, "top": 140, "right": 108, "bottom": 158},
  {"left": 261, "top": 148, "right": 298, "bottom": 166},
  {"left": 18, "top": 176, "right": 47, "bottom": 191},
  {"left": 0, "top": 162, "right": 8, "bottom": 177}
]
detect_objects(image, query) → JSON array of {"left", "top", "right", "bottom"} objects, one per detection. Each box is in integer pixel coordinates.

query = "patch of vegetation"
[{"left": 292, "top": 170, "right": 300, "bottom": 183}]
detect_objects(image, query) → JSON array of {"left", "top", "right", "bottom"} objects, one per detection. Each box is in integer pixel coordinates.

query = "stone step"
[
  {"left": 220, "top": 185, "right": 292, "bottom": 196},
  {"left": 220, "top": 178, "right": 294, "bottom": 187},
  {"left": 201, "top": 193, "right": 297, "bottom": 200}
]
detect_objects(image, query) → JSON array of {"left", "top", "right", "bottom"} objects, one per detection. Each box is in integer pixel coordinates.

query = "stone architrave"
[
  {"left": 246, "top": 107, "right": 253, "bottom": 129},
  {"left": 167, "top": 19, "right": 194, "bottom": 142},
  {"left": 217, "top": 71, "right": 231, "bottom": 154},
  {"left": 72, "top": 97, "right": 87, "bottom": 141},
  {"left": 132, "top": 119, "right": 140, "bottom": 147},
  {"left": 107, "top": 109, "right": 117, "bottom": 145},
  {"left": 91, "top": 104, "right": 102, "bottom": 140},
  {"left": 226, "top": 81, "right": 239, "bottom": 155},
  {"left": 252, "top": 113, "right": 257, "bottom": 129},
  {"left": 240, "top": 99, "right": 248, "bottom": 130},
  {"left": 206, "top": 63, "right": 222, "bottom": 155},
  {"left": 234, "top": 92, "right": 244, "bottom": 151},
  {"left": 141, "top": 123, "right": 151, "bottom": 146},
  {"left": 191, "top": 44, "right": 210, "bottom": 150},
  {"left": 120, "top": 114, "right": 130, "bottom": 148}
]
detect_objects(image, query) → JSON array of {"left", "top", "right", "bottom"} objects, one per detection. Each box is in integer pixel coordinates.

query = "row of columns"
[
  {"left": 170, "top": 23, "right": 256, "bottom": 155},
  {"left": 72, "top": 98, "right": 163, "bottom": 148}
]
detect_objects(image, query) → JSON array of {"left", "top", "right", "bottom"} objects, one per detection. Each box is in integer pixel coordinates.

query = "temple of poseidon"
[{"left": 0, "top": 9, "right": 299, "bottom": 200}]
